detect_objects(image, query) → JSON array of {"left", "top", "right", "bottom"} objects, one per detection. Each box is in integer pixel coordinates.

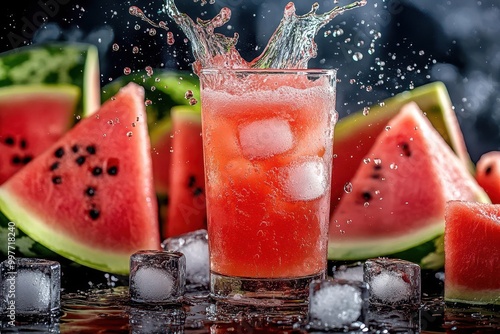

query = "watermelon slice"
[
  {"left": 0, "top": 42, "right": 100, "bottom": 116},
  {"left": 164, "top": 106, "right": 206, "bottom": 238},
  {"left": 0, "top": 83, "right": 160, "bottom": 274},
  {"left": 329, "top": 102, "right": 489, "bottom": 267},
  {"left": 475, "top": 151, "right": 500, "bottom": 204},
  {"left": 0, "top": 84, "right": 80, "bottom": 184},
  {"left": 331, "top": 82, "right": 473, "bottom": 214},
  {"left": 444, "top": 200, "right": 500, "bottom": 305}
]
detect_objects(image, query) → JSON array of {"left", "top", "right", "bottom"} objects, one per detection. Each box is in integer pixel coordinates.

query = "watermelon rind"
[
  {"left": 0, "top": 190, "right": 131, "bottom": 275},
  {"left": 0, "top": 83, "right": 80, "bottom": 101},
  {"left": 0, "top": 42, "right": 100, "bottom": 116},
  {"left": 102, "top": 69, "right": 200, "bottom": 129}
]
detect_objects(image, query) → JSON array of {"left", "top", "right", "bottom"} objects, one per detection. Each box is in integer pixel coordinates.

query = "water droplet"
[
  {"left": 123, "top": 67, "right": 131, "bottom": 75},
  {"left": 390, "top": 163, "right": 398, "bottom": 170},
  {"left": 167, "top": 31, "right": 175, "bottom": 45},
  {"left": 107, "top": 120, "right": 114, "bottom": 125},
  {"left": 185, "top": 90, "right": 194, "bottom": 99},
  {"left": 385, "top": 126, "right": 391, "bottom": 131},
  {"left": 189, "top": 98, "right": 198, "bottom": 105},
  {"left": 149, "top": 28, "right": 156, "bottom": 36},
  {"left": 127, "top": 131, "right": 133, "bottom": 137},
  {"left": 145, "top": 99, "right": 152, "bottom": 106},
  {"left": 363, "top": 106, "right": 370, "bottom": 116},
  {"left": 374, "top": 158, "right": 382, "bottom": 165},
  {"left": 112, "top": 43, "right": 119, "bottom": 51},
  {"left": 363, "top": 158, "right": 371, "bottom": 164},
  {"left": 363, "top": 202, "right": 370, "bottom": 208},
  {"left": 340, "top": 230, "right": 345, "bottom": 234},
  {"left": 134, "top": 24, "right": 140, "bottom": 30},
  {"left": 333, "top": 28, "right": 344, "bottom": 37},
  {"left": 76, "top": 115, "right": 81, "bottom": 120},
  {"left": 344, "top": 182, "right": 353, "bottom": 193},
  {"left": 346, "top": 219, "right": 352, "bottom": 225},
  {"left": 132, "top": 46, "right": 139, "bottom": 54},
  {"left": 353, "top": 52, "right": 363, "bottom": 61},
  {"left": 419, "top": 50, "right": 425, "bottom": 56},
  {"left": 145, "top": 66, "right": 153, "bottom": 76},
  {"left": 365, "top": 85, "right": 372, "bottom": 92},
  {"left": 349, "top": 79, "right": 356, "bottom": 84},
  {"left": 132, "top": 122, "right": 136, "bottom": 127},
  {"left": 368, "top": 47, "right": 375, "bottom": 55}
]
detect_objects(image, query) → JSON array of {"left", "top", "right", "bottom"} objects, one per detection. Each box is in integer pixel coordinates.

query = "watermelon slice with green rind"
[
  {"left": 0, "top": 42, "right": 100, "bottom": 116},
  {"left": 331, "top": 81, "right": 473, "bottom": 214},
  {"left": 0, "top": 83, "right": 160, "bottom": 275},
  {"left": 0, "top": 84, "right": 80, "bottom": 184},
  {"left": 445, "top": 200, "right": 500, "bottom": 305},
  {"left": 329, "top": 102, "right": 489, "bottom": 268}
]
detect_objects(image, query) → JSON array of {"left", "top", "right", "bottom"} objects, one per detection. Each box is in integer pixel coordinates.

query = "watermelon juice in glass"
[{"left": 199, "top": 68, "right": 337, "bottom": 305}]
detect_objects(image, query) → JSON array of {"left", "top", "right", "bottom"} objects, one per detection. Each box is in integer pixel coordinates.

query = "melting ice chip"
[
  {"left": 132, "top": 267, "right": 175, "bottom": 301},
  {"left": 238, "top": 118, "right": 293, "bottom": 159},
  {"left": 308, "top": 279, "right": 369, "bottom": 330},
  {"left": 281, "top": 158, "right": 327, "bottom": 201}
]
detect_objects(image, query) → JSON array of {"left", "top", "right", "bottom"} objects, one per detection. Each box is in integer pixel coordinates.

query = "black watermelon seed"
[
  {"left": 89, "top": 208, "right": 100, "bottom": 220},
  {"left": 4, "top": 137, "right": 15, "bottom": 146},
  {"left": 72, "top": 144, "right": 80, "bottom": 153},
  {"left": 22, "top": 156, "right": 32, "bottom": 164},
  {"left": 20, "top": 139, "right": 27, "bottom": 149},
  {"left": 374, "top": 164, "right": 382, "bottom": 170},
  {"left": 362, "top": 192, "right": 372, "bottom": 201},
  {"left": 188, "top": 175, "right": 196, "bottom": 188},
  {"left": 85, "top": 186, "right": 96, "bottom": 197},
  {"left": 193, "top": 187, "right": 203, "bottom": 196},
  {"left": 401, "top": 142, "right": 411, "bottom": 157},
  {"left": 92, "top": 167, "right": 103, "bottom": 176},
  {"left": 371, "top": 173, "right": 381, "bottom": 179},
  {"left": 86, "top": 145, "right": 96, "bottom": 155},
  {"left": 54, "top": 147, "right": 65, "bottom": 158},
  {"left": 52, "top": 176, "right": 62, "bottom": 184},
  {"left": 485, "top": 165, "right": 492, "bottom": 176},
  {"left": 75, "top": 156, "right": 86, "bottom": 166},
  {"left": 11, "top": 155, "right": 21, "bottom": 165},
  {"left": 50, "top": 162, "right": 59, "bottom": 171},
  {"left": 107, "top": 166, "right": 118, "bottom": 176}
]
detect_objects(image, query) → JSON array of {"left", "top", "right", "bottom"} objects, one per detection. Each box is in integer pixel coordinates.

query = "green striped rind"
[
  {"left": 328, "top": 219, "right": 444, "bottom": 268},
  {"left": 0, "top": 83, "right": 80, "bottom": 101},
  {"left": 102, "top": 69, "right": 200, "bottom": 130},
  {"left": 0, "top": 189, "right": 130, "bottom": 275},
  {"left": 0, "top": 42, "right": 100, "bottom": 117},
  {"left": 445, "top": 286, "right": 500, "bottom": 305}
]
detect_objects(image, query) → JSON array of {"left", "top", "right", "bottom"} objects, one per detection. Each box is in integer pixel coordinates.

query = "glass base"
[{"left": 210, "top": 270, "right": 325, "bottom": 307}]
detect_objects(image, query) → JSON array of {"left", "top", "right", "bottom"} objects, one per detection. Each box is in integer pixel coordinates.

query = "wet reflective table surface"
[{"left": 1, "top": 266, "right": 499, "bottom": 333}]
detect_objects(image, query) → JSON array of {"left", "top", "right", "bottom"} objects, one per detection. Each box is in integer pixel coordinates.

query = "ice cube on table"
[
  {"left": 364, "top": 258, "right": 421, "bottom": 307},
  {"left": 238, "top": 118, "right": 293, "bottom": 159},
  {"left": 0, "top": 258, "right": 60, "bottom": 317},
  {"left": 332, "top": 261, "right": 364, "bottom": 282},
  {"left": 308, "top": 278, "right": 369, "bottom": 331},
  {"left": 129, "top": 250, "right": 186, "bottom": 304},
  {"left": 162, "top": 229, "right": 209, "bottom": 287},
  {"left": 280, "top": 158, "right": 328, "bottom": 201}
]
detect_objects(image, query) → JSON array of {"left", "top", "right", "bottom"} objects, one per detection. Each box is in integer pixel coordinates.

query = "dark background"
[{"left": 1, "top": 0, "right": 500, "bottom": 162}]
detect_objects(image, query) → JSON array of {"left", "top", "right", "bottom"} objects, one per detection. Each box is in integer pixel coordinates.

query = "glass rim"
[{"left": 200, "top": 68, "right": 337, "bottom": 76}]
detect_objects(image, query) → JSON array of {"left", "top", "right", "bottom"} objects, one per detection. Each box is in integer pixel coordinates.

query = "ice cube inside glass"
[
  {"left": 364, "top": 258, "right": 421, "bottom": 307},
  {"left": 0, "top": 258, "right": 61, "bottom": 317},
  {"left": 129, "top": 250, "right": 186, "bottom": 304},
  {"left": 308, "top": 278, "right": 369, "bottom": 331}
]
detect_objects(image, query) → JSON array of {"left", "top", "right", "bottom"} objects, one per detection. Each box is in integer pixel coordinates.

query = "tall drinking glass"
[{"left": 199, "top": 69, "right": 337, "bottom": 306}]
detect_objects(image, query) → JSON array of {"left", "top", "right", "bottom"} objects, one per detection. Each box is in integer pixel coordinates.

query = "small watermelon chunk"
[
  {"left": 164, "top": 106, "right": 206, "bottom": 238},
  {"left": 475, "top": 151, "right": 500, "bottom": 204},
  {"left": 0, "top": 84, "right": 79, "bottom": 184},
  {"left": 0, "top": 83, "right": 160, "bottom": 275},
  {"left": 329, "top": 102, "right": 489, "bottom": 267},
  {"left": 445, "top": 200, "right": 500, "bottom": 305}
]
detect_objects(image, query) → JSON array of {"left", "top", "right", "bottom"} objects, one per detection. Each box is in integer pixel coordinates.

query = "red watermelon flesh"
[
  {"left": 475, "top": 151, "right": 500, "bottom": 204},
  {"left": 164, "top": 105, "right": 206, "bottom": 238},
  {"left": 445, "top": 200, "right": 500, "bottom": 305},
  {"left": 329, "top": 102, "right": 488, "bottom": 260},
  {"left": 0, "top": 85, "right": 79, "bottom": 184},
  {"left": 0, "top": 83, "right": 160, "bottom": 274}
]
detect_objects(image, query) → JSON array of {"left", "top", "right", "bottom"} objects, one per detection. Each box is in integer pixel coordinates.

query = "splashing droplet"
[
  {"left": 112, "top": 43, "right": 119, "bottom": 51},
  {"left": 189, "top": 98, "right": 198, "bottom": 105},
  {"left": 145, "top": 99, "right": 152, "bottom": 106},
  {"left": 363, "top": 106, "right": 370, "bottom": 116},
  {"left": 185, "top": 90, "right": 194, "bottom": 99},
  {"left": 390, "top": 163, "right": 398, "bottom": 170},
  {"left": 123, "top": 67, "right": 131, "bottom": 75},
  {"left": 353, "top": 52, "right": 363, "bottom": 61},
  {"left": 363, "top": 158, "right": 371, "bottom": 164},
  {"left": 127, "top": 131, "right": 133, "bottom": 137},
  {"left": 344, "top": 182, "right": 353, "bottom": 193}
]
